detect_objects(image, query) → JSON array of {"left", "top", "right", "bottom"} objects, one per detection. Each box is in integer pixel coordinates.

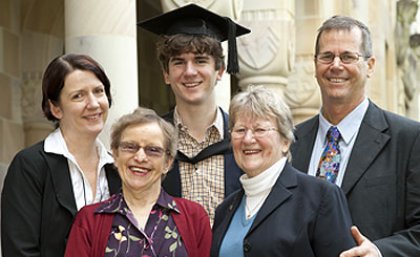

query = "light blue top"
[{"left": 219, "top": 196, "right": 257, "bottom": 257}]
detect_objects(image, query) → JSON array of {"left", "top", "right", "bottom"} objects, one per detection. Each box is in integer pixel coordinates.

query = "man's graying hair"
[{"left": 315, "top": 15, "right": 373, "bottom": 58}]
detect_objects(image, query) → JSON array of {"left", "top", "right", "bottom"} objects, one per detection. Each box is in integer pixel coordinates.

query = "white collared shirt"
[
  {"left": 308, "top": 98, "right": 369, "bottom": 186},
  {"left": 44, "top": 128, "right": 114, "bottom": 210}
]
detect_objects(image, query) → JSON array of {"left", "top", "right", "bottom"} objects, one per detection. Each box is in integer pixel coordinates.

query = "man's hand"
[{"left": 339, "top": 226, "right": 381, "bottom": 257}]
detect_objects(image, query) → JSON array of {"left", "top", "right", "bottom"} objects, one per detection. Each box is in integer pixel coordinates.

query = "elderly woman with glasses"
[
  {"left": 64, "top": 107, "right": 212, "bottom": 257},
  {"left": 211, "top": 86, "right": 356, "bottom": 257}
]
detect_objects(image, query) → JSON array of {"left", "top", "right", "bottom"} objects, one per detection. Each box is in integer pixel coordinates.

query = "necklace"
[{"left": 245, "top": 192, "right": 268, "bottom": 219}]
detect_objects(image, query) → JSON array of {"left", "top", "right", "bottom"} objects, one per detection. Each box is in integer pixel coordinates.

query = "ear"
[
  {"left": 216, "top": 66, "right": 225, "bottom": 81},
  {"left": 49, "top": 100, "right": 63, "bottom": 120},
  {"left": 366, "top": 56, "right": 376, "bottom": 78},
  {"left": 163, "top": 70, "right": 171, "bottom": 85},
  {"left": 112, "top": 149, "right": 119, "bottom": 159},
  {"left": 281, "top": 138, "right": 291, "bottom": 155},
  {"left": 163, "top": 156, "right": 175, "bottom": 174},
  {"left": 111, "top": 149, "right": 120, "bottom": 172}
]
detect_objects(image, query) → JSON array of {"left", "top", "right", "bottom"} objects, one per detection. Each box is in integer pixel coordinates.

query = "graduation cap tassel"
[{"left": 226, "top": 18, "right": 239, "bottom": 74}]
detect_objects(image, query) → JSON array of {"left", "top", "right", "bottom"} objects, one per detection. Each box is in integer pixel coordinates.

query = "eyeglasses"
[
  {"left": 315, "top": 51, "right": 368, "bottom": 64},
  {"left": 230, "top": 127, "right": 278, "bottom": 139},
  {"left": 118, "top": 142, "right": 168, "bottom": 158}
]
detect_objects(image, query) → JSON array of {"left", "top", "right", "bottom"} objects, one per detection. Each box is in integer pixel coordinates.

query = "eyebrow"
[
  {"left": 170, "top": 53, "right": 210, "bottom": 60},
  {"left": 121, "top": 141, "right": 163, "bottom": 147},
  {"left": 169, "top": 56, "right": 185, "bottom": 62},
  {"left": 194, "top": 54, "right": 210, "bottom": 58},
  {"left": 319, "top": 51, "right": 358, "bottom": 55}
]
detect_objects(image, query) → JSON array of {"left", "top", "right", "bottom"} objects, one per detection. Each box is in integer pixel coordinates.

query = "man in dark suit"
[{"left": 291, "top": 15, "right": 420, "bottom": 257}]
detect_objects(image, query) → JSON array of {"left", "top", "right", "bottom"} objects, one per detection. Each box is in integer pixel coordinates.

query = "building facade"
[{"left": 0, "top": 0, "right": 419, "bottom": 230}]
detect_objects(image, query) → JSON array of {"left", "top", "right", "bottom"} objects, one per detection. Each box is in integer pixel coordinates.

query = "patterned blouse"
[{"left": 96, "top": 191, "right": 189, "bottom": 257}]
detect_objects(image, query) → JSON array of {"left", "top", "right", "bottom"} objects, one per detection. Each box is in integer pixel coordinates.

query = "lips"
[
  {"left": 328, "top": 77, "right": 347, "bottom": 83},
  {"left": 243, "top": 149, "right": 261, "bottom": 155},
  {"left": 182, "top": 81, "right": 201, "bottom": 88},
  {"left": 129, "top": 165, "right": 150, "bottom": 174},
  {"left": 84, "top": 113, "right": 102, "bottom": 120}
]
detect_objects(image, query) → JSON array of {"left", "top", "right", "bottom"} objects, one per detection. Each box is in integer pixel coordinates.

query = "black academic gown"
[{"left": 162, "top": 108, "right": 242, "bottom": 198}]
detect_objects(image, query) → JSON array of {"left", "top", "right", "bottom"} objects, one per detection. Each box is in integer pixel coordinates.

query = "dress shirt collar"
[
  {"left": 319, "top": 98, "right": 369, "bottom": 145},
  {"left": 44, "top": 128, "right": 114, "bottom": 166},
  {"left": 173, "top": 106, "right": 224, "bottom": 139}
]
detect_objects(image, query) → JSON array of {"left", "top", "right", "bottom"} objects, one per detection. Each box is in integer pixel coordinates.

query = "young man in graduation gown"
[{"left": 138, "top": 4, "right": 250, "bottom": 223}]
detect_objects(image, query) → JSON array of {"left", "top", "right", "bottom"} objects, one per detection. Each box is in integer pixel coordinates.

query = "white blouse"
[{"left": 44, "top": 128, "right": 114, "bottom": 210}]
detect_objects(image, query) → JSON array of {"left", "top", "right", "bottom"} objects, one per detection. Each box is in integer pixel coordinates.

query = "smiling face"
[
  {"left": 49, "top": 69, "right": 109, "bottom": 137},
  {"left": 163, "top": 52, "right": 224, "bottom": 107},
  {"left": 315, "top": 27, "right": 375, "bottom": 109},
  {"left": 231, "top": 113, "right": 290, "bottom": 178},
  {"left": 113, "top": 122, "right": 173, "bottom": 196}
]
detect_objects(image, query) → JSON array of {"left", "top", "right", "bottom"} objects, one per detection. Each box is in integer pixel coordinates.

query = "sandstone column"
[
  {"left": 0, "top": 0, "right": 25, "bottom": 167},
  {"left": 65, "top": 0, "right": 139, "bottom": 148},
  {"left": 285, "top": 0, "right": 322, "bottom": 124},
  {"left": 237, "top": 0, "right": 295, "bottom": 107},
  {"left": 396, "top": 0, "right": 419, "bottom": 115}
]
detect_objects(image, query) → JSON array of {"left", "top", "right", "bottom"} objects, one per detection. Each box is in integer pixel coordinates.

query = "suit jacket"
[
  {"left": 162, "top": 108, "right": 242, "bottom": 198},
  {"left": 1, "top": 141, "right": 121, "bottom": 257},
  {"left": 291, "top": 101, "right": 420, "bottom": 256},
  {"left": 211, "top": 163, "right": 356, "bottom": 257},
  {"left": 64, "top": 194, "right": 212, "bottom": 257}
]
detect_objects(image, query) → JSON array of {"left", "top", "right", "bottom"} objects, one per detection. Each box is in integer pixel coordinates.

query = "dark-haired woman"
[{"left": 1, "top": 54, "right": 121, "bottom": 257}]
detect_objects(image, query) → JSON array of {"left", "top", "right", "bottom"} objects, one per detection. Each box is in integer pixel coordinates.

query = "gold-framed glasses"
[
  {"left": 119, "top": 142, "right": 167, "bottom": 158},
  {"left": 316, "top": 51, "right": 367, "bottom": 64},
  {"left": 230, "top": 127, "right": 278, "bottom": 139}
]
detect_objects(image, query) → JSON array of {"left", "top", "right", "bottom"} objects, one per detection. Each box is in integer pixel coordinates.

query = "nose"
[
  {"left": 134, "top": 147, "right": 148, "bottom": 161},
  {"left": 331, "top": 56, "right": 343, "bottom": 68},
  {"left": 86, "top": 93, "right": 100, "bottom": 108},
  {"left": 184, "top": 61, "right": 198, "bottom": 75},
  {"left": 242, "top": 129, "right": 256, "bottom": 142}
]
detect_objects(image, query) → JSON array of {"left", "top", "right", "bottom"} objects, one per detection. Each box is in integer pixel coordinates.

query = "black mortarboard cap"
[{"left": 138, "top": 3, "right": 251, "bottom": 74}]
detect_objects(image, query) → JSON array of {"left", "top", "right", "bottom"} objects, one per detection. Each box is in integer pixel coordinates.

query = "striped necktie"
[{"left": 316, "top": 126, "right": 341, "bottom": 183}]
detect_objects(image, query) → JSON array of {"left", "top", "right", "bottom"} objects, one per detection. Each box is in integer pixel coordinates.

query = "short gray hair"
[
  {"left": 229, "top": 85, "right": 295, "bottom": 160},
  {"left": 315, "top": 15, "right": 372, "bottom": 58}
]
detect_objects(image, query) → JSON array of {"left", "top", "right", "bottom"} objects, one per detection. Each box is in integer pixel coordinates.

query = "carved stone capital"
[
  {"left": 236, "top": 3, "right": 295, "bottom": 92},
  {"left": 21, "top": 71, "right": 45, "bottom": 123},
  {"left": 397, "top": 0, "right": 418, "bottom": 25},
  {"left": 284, "top": 56, "right": 321, "bottom": 124}
]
